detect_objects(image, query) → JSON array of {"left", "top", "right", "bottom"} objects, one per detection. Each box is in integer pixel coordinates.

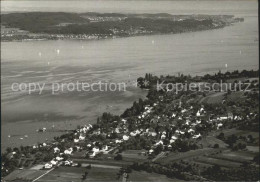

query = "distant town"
[
  {"left": 2, "top": 69, "right": 259, "bottom": 182},
  {"left": 1, "top": 12, "right": 244, "bottom": 41}
]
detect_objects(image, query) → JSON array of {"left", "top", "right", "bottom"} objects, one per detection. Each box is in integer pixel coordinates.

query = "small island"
[{"left": 1, "top": 12, "right": 244, "bottom": 41}]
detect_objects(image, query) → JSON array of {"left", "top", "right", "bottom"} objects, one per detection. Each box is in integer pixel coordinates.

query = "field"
[
  {"left": 120, "top": 150, "right": 148, "bottom": 162},
  {"left": 188, "top": 148, "right": 258, "bottom": 171},
  {"left": 199, "top": 92, "right": 225, "bottom": 104},
  {"left": 128, "top": 170, "right": 183, "bottom": 182},
  {"left": 157, "top": 148, "right": 217, "bottom": 165},
  {"left": 4, "top": 169, "right": 46, "bottom": 181},
  {"left": 38, "top": 166, "right": 89, "bottom": 182},
  {"left": 194, "top": 156, "right": 242, "bottom": 168},
  {"left": 219, "top": 128, "right": 259, "bottom": 138},
  {"left": 34, "top": 166, "right": 179, "bottom": 182},
  {"left": 198, "top": 136, "right": 228, "bottom": 148}
]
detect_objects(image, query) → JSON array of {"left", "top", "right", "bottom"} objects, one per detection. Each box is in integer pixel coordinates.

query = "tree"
[
  {"left": 82, "top": 171, "right": 88, "bottom": 181},
  {"left": 213, "top": 144, "right": 219, "bottom": 148},
  {"left": 114, "top": 154, "right": 123, "bottom": 160}
]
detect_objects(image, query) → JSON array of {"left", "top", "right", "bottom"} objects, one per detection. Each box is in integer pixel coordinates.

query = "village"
[{"left": 1, "top": 69, "right": 259, "bottom": 182}]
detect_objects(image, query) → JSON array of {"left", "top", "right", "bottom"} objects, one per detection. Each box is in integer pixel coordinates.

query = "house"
[
  {"left": 179, "top": 131, "right": 185, "bottom": 135},
  {"left": 56, "top": 156, "right": 63, "bottom": 161},
  {"left": 188, "top": 129, "right": 194, "bottom": 133},
  {"left": 161, "top": 134, "right": 166, "bottom": 139},
  {"left": 50, "top": 160, "right": 58, "bottom": 165},
  {"left": 123, "top": 135, "right": 129, "bottom": 141},
  {"left": 185, "top": 120, "right": 190, "bottom": 125},
  {"left": 171, "top": 136, "right": 177, "bottom": 140},
  {"left": 80, "top": 126, "right": 88, "bottom": 133},
  {"left": 64, "top": 148, "right": 73, "bottom": 155},
  {"left": 53, "top": 147, "right": 60, "bottom": 153},
  {"left": 115, "top": 139, "right": 122, "bottom": 144},
  {"left": 155, "top": 140, "right": 163, "bottom": 146},
  {"left": 79, "top": 135, "right": 85, "bottom": 140},
  {"left": 130, "top": 132, "right": 137, "bottom": 137},
  {"left": 148, "top": 131, "right": 157, "bottom": 137},
  {"left": 227, "top": 112, "right": 233, "bottom": 120},
  {"left": 122, "top": 119, "right": 127, "bottom": 124},
  {"left": 196, "top": 120, "right": 201, "bottom": 124},
  {"left": 44, "top": 163, "right": 52, "bottom": 169},
  {"left": 181, "top": 109, "right": 187, "bottom": 113},
  {"left": 169, "top": 139, "right": 175, "bottom": 144},
  {"left": 92, "top": 147, "right": 100, "bottom": 153},
  {"left": 192, "top": 133, "right": 201, "bottom": 139},
  {"left": 102, "top": 145, "right": 108, "bottom": 151},
  {"left": 64, "top": 160, "right": 73, "bottom": 166},
  {"left": 219, "top": 116, "right": 227, "bottom": 120},
  {"left": 217, "top": 123, "right": 223, "bottom": 129},
  {"left": 115, "top": 128, "right": 120, "bottom": 133}
]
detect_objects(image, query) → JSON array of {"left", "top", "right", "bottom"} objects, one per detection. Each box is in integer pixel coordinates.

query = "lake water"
[{"left": 1, "top": 0, "right": 258, "bottom": 150}]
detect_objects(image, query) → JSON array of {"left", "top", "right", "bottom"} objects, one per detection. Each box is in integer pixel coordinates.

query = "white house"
[
  {"left": 115, "top": 139, "right": 122, "bottom": 144},
  {"left": 130, "top": 132, "right": 137, "bottom": 137},
  {"left": 123, "top": 135, "right": 129, "bottom": 141},
  {"left": 92, "top": 147, "right": 100, "bottom": 153},
  {"left": 217, "top": 123, "right": 223, "bottom": 129},
  {"left": 122, "top": 119, "right": 127, "bottom": 124},
  {"left": 44, "top": 163, "right": 52, "bottom": 169},
  {"left": 53, "top": 147, "right": 60, "bottom": 153},
  {"left": 50, "top": 160, "right": 58, "bottom": 165},
  {"left": 155, "top": 140, "right": 163, "bottom": 146},
  {"left": 161, "top": 134, "right": 166, "bottom": 139},
  {"left": 56, "top": 156, "right": 63, "bottom": 161},
  {"left": 64, "top": 160, "right": 72, "bottom": 166},
  {"left": 188, "top": 129, "right": 194, "bottom": 133},
  {"left": 79, "top": 135, "right": 85, "bottom": 140},
  {"left": 64, "top": 148, "right": 73, "bottom": 155},
  {"left": 192, "top": 133, "right": 201, "bottom": 139}
]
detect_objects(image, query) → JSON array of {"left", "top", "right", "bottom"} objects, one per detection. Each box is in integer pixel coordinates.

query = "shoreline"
[{"left": 1, "top": 12, "right": 244, "bottom": 42}]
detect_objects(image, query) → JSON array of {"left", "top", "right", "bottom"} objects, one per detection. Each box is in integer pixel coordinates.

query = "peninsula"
[{"left": 1, "top": 12, "right": 244, "bottom": 41}]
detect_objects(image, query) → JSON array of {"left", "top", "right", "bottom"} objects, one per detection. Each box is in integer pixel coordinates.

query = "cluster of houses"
[
  {"left": 15, "top": 92, "right": 256, "bottom": 172},
  {"left": 42, "top": 100, "right": 236, "bottom": 166},
  {"left": 84, "top": 16, "right": 127, "bottom": 22}
]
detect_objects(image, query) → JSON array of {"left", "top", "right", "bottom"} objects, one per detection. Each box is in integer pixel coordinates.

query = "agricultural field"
[
  {"left": 128, "top": 170, "right": 183, "bottom": 182},
  {"left": 157, "top": 148, "right": 217, "bottom": 165},
  {"left": 199, "top": 92, "right": 225, "bottom": 104},
  {"left": 194, "top": 156, "right": 242, "bottom": 168},
  {"left": 190, "top": 148, "right": 258, "bottom": 169},
  {"left": 37, "top": 166, "right": 88, "bottom": 182},
  {"left": 3, "top": 169, "right": 46, "bottom": 181},
  {"left": 120, "top": 150, "right": 148, "bottom": 162},
  {"left": 198, "top": 136, "right": 228, "bottom": 148},
  {"left": 35, "top": 165, "right": 179, "bottom": 182}
]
